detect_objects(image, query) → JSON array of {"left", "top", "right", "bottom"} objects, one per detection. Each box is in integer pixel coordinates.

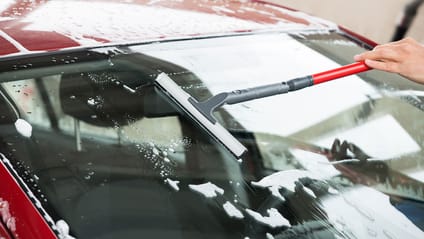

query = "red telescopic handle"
[{"left": 311, "top": 61, "right": 371, "bottom": 85}]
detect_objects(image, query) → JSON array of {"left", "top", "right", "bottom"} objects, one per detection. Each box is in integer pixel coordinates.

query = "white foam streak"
[
  {"left": 165, "top": 178, "right": 180, "bottom": 191},
  {"left": 14, "top": 119, "right": 32, "bottom": 138},
  {"left": 245, "top": 208, "right": 290, "bottom": 228},
  {"left": 189, "top": 182, "right": 224, "bottom": 198},
  {"left": 223, "top": 201, "right": 244, "bottom": 219}
]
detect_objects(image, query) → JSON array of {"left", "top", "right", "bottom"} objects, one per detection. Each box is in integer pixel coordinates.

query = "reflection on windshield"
[
  {"left": 316, "top": 115, "right": 420, "bottom": 159},
  {"left": 134, "top": 33, "right": 377, "bottom": 136}
]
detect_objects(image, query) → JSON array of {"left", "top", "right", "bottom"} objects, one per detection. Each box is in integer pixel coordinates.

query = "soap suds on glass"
[
  {"left": 223, "top": 201, "right": 244, "bottom": 219},
  {"left": 165, "top": 178, "right": 180, "bottom": 191},
  {"left": 15, "top": 119, "right": 32, "bottom": 138},
  {"left": 189, "top": 182, "right": 224, "bottom": 198},
  {"left": 245, "top": 208, "right": 290, "bottom": 228}
]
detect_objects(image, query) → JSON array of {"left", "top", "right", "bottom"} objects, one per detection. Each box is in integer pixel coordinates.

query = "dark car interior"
[{"left": 0, "top": 52, "right": 267, "bottom": 239}]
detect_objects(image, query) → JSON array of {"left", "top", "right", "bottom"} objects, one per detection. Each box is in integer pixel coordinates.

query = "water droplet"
[{"left": 87, "top": 97, "right": 96, "bottom": 106}]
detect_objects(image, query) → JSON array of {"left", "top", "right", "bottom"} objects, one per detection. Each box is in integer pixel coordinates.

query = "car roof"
[{"left": 0, "top": 0, "right": 337, "bottom": 57}]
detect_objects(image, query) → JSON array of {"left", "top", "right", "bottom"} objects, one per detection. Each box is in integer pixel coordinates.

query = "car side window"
[{"left": 2, "top": 74, "right": 188, "bottom": 163}]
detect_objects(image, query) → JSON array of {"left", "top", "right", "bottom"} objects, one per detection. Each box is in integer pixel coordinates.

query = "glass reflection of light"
[
  {"left": 137, "top": 34, "right": 377, "bottom": 136},
  {"left": 315, "top": 115, "right": 420, "bottom": 160}
]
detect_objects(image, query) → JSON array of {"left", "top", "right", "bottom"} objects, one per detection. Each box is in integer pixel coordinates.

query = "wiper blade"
[{"left": 155, "top": 73, "right": 247, "bottom": 159}]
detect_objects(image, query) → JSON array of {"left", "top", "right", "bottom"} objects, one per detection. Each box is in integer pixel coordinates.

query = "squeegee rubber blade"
[{"left": 154, "top": 73, "right": 247, "bottom": 159}]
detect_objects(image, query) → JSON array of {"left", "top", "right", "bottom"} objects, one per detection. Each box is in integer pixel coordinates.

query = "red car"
[{"left": 1, "top": 1, "right": 424, "bottom": 239}]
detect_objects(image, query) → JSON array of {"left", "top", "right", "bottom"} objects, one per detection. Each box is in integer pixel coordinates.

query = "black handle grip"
[{"left": 226, "top": 82, "right": 290, "bottom": 105}]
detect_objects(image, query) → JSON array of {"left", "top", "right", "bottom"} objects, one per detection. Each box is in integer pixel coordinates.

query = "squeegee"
[{"left": 155, "top": 61, "right": 371, "bottom": 159}]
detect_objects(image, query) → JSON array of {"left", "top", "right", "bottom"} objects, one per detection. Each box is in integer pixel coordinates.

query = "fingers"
[
  {"left": 354, "top": 38, "right": 419, "bottom": 63},
  {"left": 363, "top": 59, "right": 400, "bottom": 73},
  {"left": 354, "top": 42, "right": 407, "bottom": 73},
  {"left": 353, "top": 37, "right": 424, "bottom": 83},
  {"left": 354, "top": 46, "right": 400, "bottom": 62}
]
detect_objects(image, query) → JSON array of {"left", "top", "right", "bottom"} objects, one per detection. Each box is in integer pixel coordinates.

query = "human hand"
[{"left": 354, "top": 37, "right": 424, "bottom": 84}]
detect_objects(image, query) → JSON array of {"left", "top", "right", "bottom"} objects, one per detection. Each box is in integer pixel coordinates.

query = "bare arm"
[{"left": 354, "top": 37, "right": 424, "bottom": 84}]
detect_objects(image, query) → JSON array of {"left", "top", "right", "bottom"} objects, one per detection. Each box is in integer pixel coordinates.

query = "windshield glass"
[
  {"left": 1, "top": 32, "right": 424, "bottom": 239},
  {"left": 134, "top": 32, "right": 424, "bottom": 179}
]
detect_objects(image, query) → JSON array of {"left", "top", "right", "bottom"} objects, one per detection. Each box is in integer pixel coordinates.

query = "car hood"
[{"left": 0, "top": 0, "right": 337, "bottom": 57}]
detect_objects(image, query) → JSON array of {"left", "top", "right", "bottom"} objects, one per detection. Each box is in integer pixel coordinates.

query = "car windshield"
[{"left": 1, "top": 31, "right": 424, "bottom": 239}]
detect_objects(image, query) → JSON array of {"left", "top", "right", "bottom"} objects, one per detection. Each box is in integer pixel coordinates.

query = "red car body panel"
[
  {"left": 0, "top": 156, "right": 57, "bottom": 239},
  {"left": 339, "top": 25, "right": 378, "bottom": 47},
  {"left": 0, "top": 0, "right": 336, "bottom": 57},
  {"left": 0, "top": 36, "right": 18, "bottom": 55},
  {"left": 0, "top": 220, "right": 12, "bottom": 239}
]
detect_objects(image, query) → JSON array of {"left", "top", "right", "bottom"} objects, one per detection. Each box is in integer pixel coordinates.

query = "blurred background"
[{"left": 273, "top": 0, "right": 424, "bottom": 44}]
